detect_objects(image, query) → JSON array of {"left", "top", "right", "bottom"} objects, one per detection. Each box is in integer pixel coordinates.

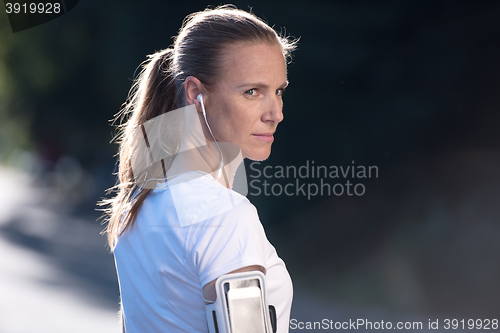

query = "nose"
[{"left": 263, "top": 96, "right": 284, "bottom": 124}]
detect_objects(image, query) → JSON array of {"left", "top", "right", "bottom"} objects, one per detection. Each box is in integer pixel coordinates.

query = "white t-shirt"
[{"left": 114, "top": 171, "right": 293, "bottom": 333}]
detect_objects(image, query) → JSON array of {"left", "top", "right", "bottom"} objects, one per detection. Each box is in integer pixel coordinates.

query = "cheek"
[
  {"left": 225, "top": 116, "right": 251, "bottom": 144},
  {"left": 210, "top": 97, "right": 264, "bottom": 147},
  {"left": 217, "top": 104, "right": 254, "bottom": 139},
  {"left": 235, "top": 109, "right": 261, "bottom": 141}
]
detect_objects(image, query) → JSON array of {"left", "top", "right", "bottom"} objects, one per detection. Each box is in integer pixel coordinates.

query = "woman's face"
[{"left": 204, "top": 42, "right": 288, "bottom": 161}]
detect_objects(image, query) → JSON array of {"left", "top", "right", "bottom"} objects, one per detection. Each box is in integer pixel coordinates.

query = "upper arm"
[
  {"left": 190, "top": 201, "right": 268, "bottom": 302},
  {"left": 202, "top": 265, "right": 266, "bottom": 303}
]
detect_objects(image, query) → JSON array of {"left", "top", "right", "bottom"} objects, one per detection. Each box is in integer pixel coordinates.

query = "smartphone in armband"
[
  {"left": 205, "top": 271, "right": 275, "bottom": 333},
  {"left": 227, "top": 286, "right": 266, "bottom": 333}
]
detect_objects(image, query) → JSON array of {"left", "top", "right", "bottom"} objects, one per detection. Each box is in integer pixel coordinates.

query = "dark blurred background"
[{"left": 1, "top": 0, "right": 499, "bottom": 331}]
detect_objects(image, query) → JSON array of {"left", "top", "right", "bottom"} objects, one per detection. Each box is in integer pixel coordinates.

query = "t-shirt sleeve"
[{"left": 186, "top": 198, "right": 268, "bottom": 288}]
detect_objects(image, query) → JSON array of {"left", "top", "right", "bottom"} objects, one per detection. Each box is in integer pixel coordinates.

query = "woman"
[{"left": 102, "top": 5, "right": 297, "bottom": 333}]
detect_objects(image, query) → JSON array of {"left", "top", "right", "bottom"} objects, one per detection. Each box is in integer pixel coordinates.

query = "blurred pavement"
[
  {"left": 0, "top": 166, "right": 120, "bottom": 333},
  {"left": 0, "top": 165, "right": 459, "bottom": 333}
]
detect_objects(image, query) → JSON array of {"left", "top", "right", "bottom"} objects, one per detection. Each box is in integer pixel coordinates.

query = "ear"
[{"left": 185, "top": 76, "right": 205, "bottom": 112}]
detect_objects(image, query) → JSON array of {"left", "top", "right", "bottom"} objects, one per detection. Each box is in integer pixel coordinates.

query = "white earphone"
[
  {"left": 197, "top": 94, "right": 204, "bottom": 113},
  {"left": 197, "top": 94, "right": 223, "bottom": 180}
]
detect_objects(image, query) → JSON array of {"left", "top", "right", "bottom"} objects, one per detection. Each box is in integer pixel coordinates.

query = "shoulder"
[{"left": 154, "top": 171, "right": 254, "bottom": 227}]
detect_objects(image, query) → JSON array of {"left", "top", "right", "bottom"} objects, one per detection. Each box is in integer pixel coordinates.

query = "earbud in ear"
[{"left": 197, "top": 94, "right": 206, "bottom": 116}]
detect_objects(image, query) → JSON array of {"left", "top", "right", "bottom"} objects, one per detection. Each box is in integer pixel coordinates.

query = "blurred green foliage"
[{"left": 2, "top": 0, "right": 499, "bottom": 169}]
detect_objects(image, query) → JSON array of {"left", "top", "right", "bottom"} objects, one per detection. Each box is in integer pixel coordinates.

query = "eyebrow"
[{"left": 236, "top": 81, "right": 289, "bottom": 89}]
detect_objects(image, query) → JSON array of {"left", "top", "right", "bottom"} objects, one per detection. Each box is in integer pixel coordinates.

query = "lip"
[{"left": 252, "top": 133, "right": 274, "bottom": 143}]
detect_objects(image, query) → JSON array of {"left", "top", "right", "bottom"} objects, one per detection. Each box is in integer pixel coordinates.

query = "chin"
[{"left": 244, "top": 149, "right": 272, "bottom": 162}]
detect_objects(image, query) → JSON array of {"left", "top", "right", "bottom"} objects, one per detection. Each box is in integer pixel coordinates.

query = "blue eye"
[{"left": 245, "top": 88, "right": 257, "bottom": 96}]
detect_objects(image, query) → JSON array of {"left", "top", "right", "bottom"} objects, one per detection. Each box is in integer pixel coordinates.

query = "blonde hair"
[{"left": 100, "top": 5, "right": 297, "bottom": 249}]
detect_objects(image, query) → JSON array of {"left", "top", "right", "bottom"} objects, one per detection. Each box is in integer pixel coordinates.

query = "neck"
[{"left": 167, "top": 139, "right": 243, "bottom": 189}]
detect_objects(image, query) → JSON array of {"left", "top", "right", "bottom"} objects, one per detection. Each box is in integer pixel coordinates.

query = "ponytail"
[
  {"left": 135, "top": 49, "right": 177, "bottom": 123},
  {"left": 100, "top": 48, "right": 179, "bottom": 249}
]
